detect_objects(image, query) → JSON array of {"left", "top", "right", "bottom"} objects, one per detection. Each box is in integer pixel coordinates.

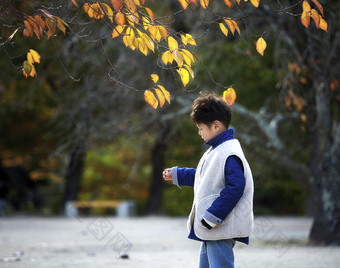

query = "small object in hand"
[{"left": 120, "top": 253, "right": 129, "bottom": 259}]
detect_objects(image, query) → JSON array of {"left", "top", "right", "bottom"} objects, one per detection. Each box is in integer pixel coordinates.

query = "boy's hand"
[{"left": 162, "top": 168, "right": 172, "bottom": 181}]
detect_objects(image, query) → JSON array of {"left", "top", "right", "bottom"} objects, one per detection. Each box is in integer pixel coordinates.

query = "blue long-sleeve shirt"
[{"left": 172, "top": 128, "right": 249, "bottom": 244}]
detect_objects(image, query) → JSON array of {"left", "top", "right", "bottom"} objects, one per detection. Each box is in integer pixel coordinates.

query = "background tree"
[{"left": 1, "top": 0, "right": 339, "bottom": 245}]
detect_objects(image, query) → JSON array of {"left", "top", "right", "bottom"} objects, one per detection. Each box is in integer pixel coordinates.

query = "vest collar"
[{"left": 205, "top": 128, "right": 235, "bottom": 149}]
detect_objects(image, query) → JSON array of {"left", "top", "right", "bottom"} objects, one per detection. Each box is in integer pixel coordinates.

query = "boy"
[{"left": 163, "top": 93, "right": 254, "bottom": 268}]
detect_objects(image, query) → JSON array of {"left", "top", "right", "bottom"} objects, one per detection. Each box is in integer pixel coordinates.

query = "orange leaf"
[
  {"left": 22, "top": 61, "right": 36, "bottom": 78},
  {"left": 45, "top": 16, "right": 57, "bottom": 39},
  {"left": 154, "top": 88, "right": 166, "bottom": 107},
  {"left": 34, "top": 15, "right": 46, "bottom": 31},
  {"left": 168, "top": 36, "right": 178, "bottom": 51},
  {"left": 151, "top": 74, "right": 159, "bottom": 84},
  {"left": 311, "top": 9, "right": 320, "bottom": 29},
  {"left": 157, "top": 85, "right": 171, "bottom": 104},
  {"left": 115, "top": 12, "right": 125, "bottom": 26},
  {"left": 223, "top": 87, "right": 236, "bottom": 106},
  {"left": 301, "top": 10, "right": 311, "bottom": 28},
  {"left": 27, "top": 16, "right": 43, "bottom": 39},
  {"left": 224, "top": 19, "right": 240, "bottom": 35},
  {"left": 144, "top": 90, "right": 158, "bottom": 109},
  {"left": 23, "top": 20, "right": 34, "bottom": 37},
  {"left": 148, "top": 24, "right": 158, "bottom": 39},
  {"left": 158, "top": 25, "right": 168, "bottom": 40},
  {"left": 224, "top": 0, "right": 233, "bottom": 8},
  {"left": 311, "top": 0, "right": 323, "bottom": 15},
  {"left": 178, "top": 0, "right": 189, "bottom": 10},
  {"left": 56, "top": 17, "right": 68, "bottom": 35},
  {"left": 319, "top": 16, "right": 328, "bottom": 32},
  {"left": 302, "top": 0, "right": 311, "bottom": 12},
  {"left": 101, "top": 3, "right": 114, "bottom": 22},
  {"left": 72, "top": 0, "right": 79, "bottom": 7},
  {"left": 111, "top": 0, "right": 123, "bottom": 11},
  {"left": 256, "top": 37, "right": 267, "bottom": 56},
  {"left": 219, "top": 23, "right": 229, "bottom": 37},
  {"left": 112, "top": 25, "right": 125, "bottom": 38},
  {"left": 200, "top": 0, "right": 209, "bottom": 9},
  {"left": 83, "top": 3, "right": 90, "bottom": 13},
  {"left": 250, "top": 0, "right": 260, "bottom": 8},
  {"left": 145, "top": 7, "right": 154, "bottom": 23},
  {"left": 125, "top": 0, "right": 137, "bottom": 13}
]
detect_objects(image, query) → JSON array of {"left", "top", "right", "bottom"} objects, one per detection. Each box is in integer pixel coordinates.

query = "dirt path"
[{"left": 0, "top": 216, "right": 339, "bottom": 267}]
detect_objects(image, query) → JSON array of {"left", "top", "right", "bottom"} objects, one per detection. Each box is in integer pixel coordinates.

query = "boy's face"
[{"left": 196, "top": 122, "right": 223, "bottom": 142}]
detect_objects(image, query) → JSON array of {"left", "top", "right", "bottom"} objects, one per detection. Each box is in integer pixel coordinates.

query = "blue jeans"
[{"left": 199, "top": 239, "right": 235, "bottom": 268}]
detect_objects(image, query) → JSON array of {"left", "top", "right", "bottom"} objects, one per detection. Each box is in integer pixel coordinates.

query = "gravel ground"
[{"left": 0, "top": 216, "right": 339, "bottom": 267}]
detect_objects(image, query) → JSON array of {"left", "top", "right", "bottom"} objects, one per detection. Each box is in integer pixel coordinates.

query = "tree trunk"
[
  {"left": 146, "top": 121, "right": 172, "bottom": 215},
  {"left": 63, "top": 142, "right": 87, "bottom": 206},
  {"left": 309, "top": 160, "right": 340, "bottom": 245}
]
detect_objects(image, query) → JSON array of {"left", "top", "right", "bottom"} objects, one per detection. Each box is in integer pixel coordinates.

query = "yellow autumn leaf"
[
  {"left": 144, "top": 90, "right": 158, "bottom": 109},
  {"left": 184, "top": 64, "right": 195, "bottom": 79},
  {"left": 154, "top": 88, "right": 166, "bottom": 107},
  {"left": 181, "top": 34, "right": 197, "bottom": 46},
  {"left": 250, "top": 0, "right": 260, "bottom": 8},
  {"left": 219, "top": 22, "right": 229, "bottom": 37},
  {"left": 223, "top": 87, "right": 236, "bottom": 106},
  {"left": 178, "top": 0, "right": 189, "bottom": 10},
  {"left": 168, "top": 36, "right": 178, "bottom": 51},
  {"left": 301, "top": 10, "right": 311, "bottom": 28},
  {"left": 156, "top": 85, "right": 171, "bottom": 104},
  {"left": 22, "top": 61, "right": 36, "bottom": 78},
  {"left": 302, "top": 0, "right": 311, "bottom": 12},
  {"left": 27, "top": 52, "right": 34, "bottom": 64},
  {"left": 101, "top": 3, "right": 114, "bottom": 23},
  {"left": 112, "top": 25, "right": 124, "bottom": 38},
  {"left": 148, "top": 24, "right": 158, "bottom": 39},
  {"left": 319, "top": 16, "right": 327, "bottom": 32},
  {"left": 158, "top": 25, "right": 168, "bottom": 40},
  {"left": 177, "top": 68, "right": 190, "bottom": 87},
  {"left": 180, "top": 51, "right": 192, "bottom": 66},
  {"left": 200, "top": 0, "right": 209, "bottom": 9},
  {"left": 256, "top": 37, "right": 267, "bottom": 56},
  {"left": 311, "top": 9, "right": 320, "bottom": 29},
  {"left": 151, "top": 74, "right": 159, "bottom": 84},
  {"left": 311, "top": 0, "right": 323, "bottom": 15},
  {"left": 181, "top": 49, "right": 195, "bottom": 63},
  {"left": 138, "top": 38, "right": 148, "bottom": 55},
  {"left": 174, "top": 50, "right": 184, "bottom": 67},
  {"left": 28, "top": 49, "right": 41, "bottom": 64},
  {"left": 162, "top": 50, "right": 172, "bottom": 65},
  {"left": 224, "top": 19, "right": 240, "bottom": 35},
  {"left": 141, "top": 33, "right": 155, "bottom": 53}
]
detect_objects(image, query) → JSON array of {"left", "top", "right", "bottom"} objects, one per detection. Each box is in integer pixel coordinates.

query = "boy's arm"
[
  {"left": 171, "top": 167, "right": 196, "bottom": 188},
  {"left": 201, "top": 155, "right": 245, "bottom": 229}
]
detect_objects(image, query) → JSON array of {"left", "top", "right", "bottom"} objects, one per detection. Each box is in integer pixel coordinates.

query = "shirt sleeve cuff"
[
  {"left": 171, "top": 166, "right": 182, "bottom": 189},
  {"left": 203, "top": 210, "right": 222, "bottom": 225}
]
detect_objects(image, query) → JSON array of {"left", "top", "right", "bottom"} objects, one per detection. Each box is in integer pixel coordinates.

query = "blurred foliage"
[
  {"left": 0, "top": 2, "right": 307, "bottom": 217},
  {"left": 79, "top": 135, "right": 152, "bottom": 215}
]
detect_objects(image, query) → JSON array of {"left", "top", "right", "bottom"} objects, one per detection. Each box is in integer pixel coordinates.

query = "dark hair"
[{"left": 190, "top": 92, "right": 232, "bottom": 129}]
